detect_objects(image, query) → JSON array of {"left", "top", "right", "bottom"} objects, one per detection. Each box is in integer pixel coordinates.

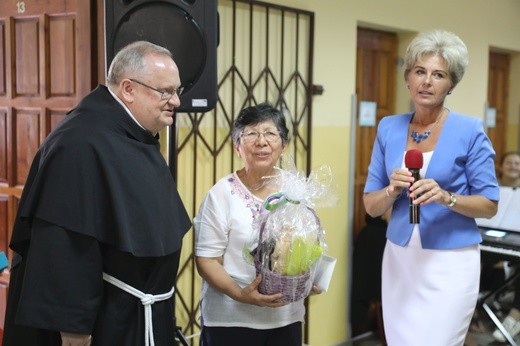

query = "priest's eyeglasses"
[
  {"left": 129, "top": 79, "right": 184, "bottom": 100},
  {"left": 241, "top": 130, "right": 280, "bottom": 143}
]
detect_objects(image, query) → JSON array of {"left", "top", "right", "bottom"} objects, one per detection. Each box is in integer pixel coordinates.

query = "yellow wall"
[{"left": 255, "top": 1, "right": 520, "bottom": 345}]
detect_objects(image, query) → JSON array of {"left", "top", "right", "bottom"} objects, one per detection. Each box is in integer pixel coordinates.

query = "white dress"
[{"left": 381, "top": 152, "right": 480, "bottom": 346}]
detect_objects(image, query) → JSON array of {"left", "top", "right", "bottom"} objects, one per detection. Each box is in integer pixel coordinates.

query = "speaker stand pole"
[
  {"left": 169, "top": 120, "right": 178, "bottom": 181},
  {"left": 175, "top": 326, "right": 189, "bottom": 346}
]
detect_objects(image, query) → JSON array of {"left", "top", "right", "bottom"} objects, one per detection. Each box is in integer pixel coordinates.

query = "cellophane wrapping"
[{"left": 244, "top": 159, "right": 336, "bottom": 302}]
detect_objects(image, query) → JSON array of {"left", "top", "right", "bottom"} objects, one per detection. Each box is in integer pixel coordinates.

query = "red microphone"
[{"left": 405, "top": 149, "right": 423, "bottom": 224}]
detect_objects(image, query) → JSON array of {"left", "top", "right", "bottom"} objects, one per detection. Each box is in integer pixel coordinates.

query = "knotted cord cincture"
[{"left": 102, "top": 272, "right": 175, "bottom": 346}]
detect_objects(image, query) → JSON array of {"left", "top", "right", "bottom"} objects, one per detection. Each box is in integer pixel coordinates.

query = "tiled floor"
[
  {"left": 464, "top": 308, "right": 520, "bottom": 346},
  {"left": 344, "top": 293, "right": 520, "bottom": 346},
  {"left": 344, "top": 323, "right": 520, "bottom": 346},
  {"left": 466, "top": 289, "right": 520, "bottom": 346}
]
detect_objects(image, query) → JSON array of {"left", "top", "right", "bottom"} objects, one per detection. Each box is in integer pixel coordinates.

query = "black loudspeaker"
[{"left": 105, "top": 0, "right": 218, "bottom": 112}]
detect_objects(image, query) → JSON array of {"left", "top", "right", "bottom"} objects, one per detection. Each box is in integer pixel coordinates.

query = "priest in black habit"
[{"left": 2, "top": 41, "right": 192, "bottom": 345}]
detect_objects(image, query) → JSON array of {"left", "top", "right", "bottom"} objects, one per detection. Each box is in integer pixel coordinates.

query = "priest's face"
[{"left": 129, "top": 54, "right": 182, "bottom": 134}]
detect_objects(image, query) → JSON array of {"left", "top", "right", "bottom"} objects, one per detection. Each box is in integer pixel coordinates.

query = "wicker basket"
[
  {"left": 253, "top": 203, "right": 322, "bottom": 303},
  {"left": 255, "top": 256, "right": 311, "bottom": 303}
]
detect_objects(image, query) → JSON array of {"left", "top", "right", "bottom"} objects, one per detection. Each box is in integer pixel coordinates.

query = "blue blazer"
[{"left": 364, "top": 111, "right": 499, "bottom": 249}]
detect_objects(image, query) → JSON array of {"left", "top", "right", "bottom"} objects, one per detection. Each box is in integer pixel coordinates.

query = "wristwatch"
[{"left": 447, "top": 192, "right": 457, "bottom": 208}]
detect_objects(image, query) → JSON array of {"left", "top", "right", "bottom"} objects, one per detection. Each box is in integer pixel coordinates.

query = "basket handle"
[
  {"left": 263, "top": 192, "right": 300, "bottom": 211},
  {"left": 255, "top": 193, "right": 324, "bottom": 264}
]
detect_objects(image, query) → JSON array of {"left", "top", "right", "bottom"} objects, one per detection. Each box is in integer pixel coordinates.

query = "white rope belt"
[{"left": 102, "top": 272, "right": 175, "bottom": 346}]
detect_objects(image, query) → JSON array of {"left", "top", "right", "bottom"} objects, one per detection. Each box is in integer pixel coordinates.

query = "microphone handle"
[{"left": 409, "top": 169, "right": 420, "bottom": 224}]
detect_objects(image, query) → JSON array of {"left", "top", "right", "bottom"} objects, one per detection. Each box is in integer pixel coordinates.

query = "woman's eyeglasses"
[
  {"left": 241, "top": 131, "right": 280, "bottom": 143},
  {"left": 130, "top": 79, "right": 184, "bottom": 100}
]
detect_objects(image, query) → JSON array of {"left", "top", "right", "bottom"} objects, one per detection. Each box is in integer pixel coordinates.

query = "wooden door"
[
  {"left": 0, "top": 0, "right": 93, "bottom": 262},
  {"left": 487, "top": 51, "right": 509, "bottom": 166},
  {"left": 353, "top": 28, "right": 397, "bottom": 238}
]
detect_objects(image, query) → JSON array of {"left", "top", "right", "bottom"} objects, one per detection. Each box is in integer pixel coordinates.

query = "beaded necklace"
[{"left": 410, "top": 108, "right": 446, "bottom": 143}]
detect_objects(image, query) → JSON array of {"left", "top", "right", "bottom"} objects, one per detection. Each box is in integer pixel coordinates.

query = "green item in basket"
[{"left": 285, "top": 236, "right": 323, "bottom": 275}]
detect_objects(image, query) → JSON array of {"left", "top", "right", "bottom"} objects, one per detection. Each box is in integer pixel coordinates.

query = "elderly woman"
[
  {"left": 363, "top": 29, "right": 499, "bottom": 345},
  {"left": 194, "top": 103, "right": 307, "bottom": 346}
]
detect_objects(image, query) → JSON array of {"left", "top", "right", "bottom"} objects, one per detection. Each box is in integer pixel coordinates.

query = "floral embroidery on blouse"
[{"left": 228, "top": 175, "right": 262, "bottom": 219}]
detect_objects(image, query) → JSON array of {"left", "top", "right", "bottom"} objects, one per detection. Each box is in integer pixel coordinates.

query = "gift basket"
[{"left": 245, "top": 160, "right": 336, "bottom": 303}]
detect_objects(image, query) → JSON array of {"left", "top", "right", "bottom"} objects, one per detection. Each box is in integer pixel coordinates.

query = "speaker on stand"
[{"left": 105, "top": 0, "right": 218, "bottom": 113}]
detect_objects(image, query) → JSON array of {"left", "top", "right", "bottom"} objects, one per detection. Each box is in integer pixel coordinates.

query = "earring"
[{"left": 448, "top": 90, "right": 452, "bottom": 95}]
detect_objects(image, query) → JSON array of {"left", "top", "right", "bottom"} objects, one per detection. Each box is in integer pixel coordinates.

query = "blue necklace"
[
  {"left": 411, "top": 129, "right": 432, "bottom": 143},
  {"left": 410, "top": 109, "right": 445, "bottom": 143}
]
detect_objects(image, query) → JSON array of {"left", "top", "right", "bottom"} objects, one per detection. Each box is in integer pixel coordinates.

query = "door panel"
[
  {"left": 354, "top": 28, "right": 397, "bottom": 238},
  {"left": 14, "top": 108, "right": 41, "bottom": 185},
  {"left": 14, "top": 18, "right": 40, "bottom": 96},
  {"left": 487, "top": 52, "right": 509, "bottom": 165},
  {"left": 49, "top": 15, "right": 77, "bottom": 96}
]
